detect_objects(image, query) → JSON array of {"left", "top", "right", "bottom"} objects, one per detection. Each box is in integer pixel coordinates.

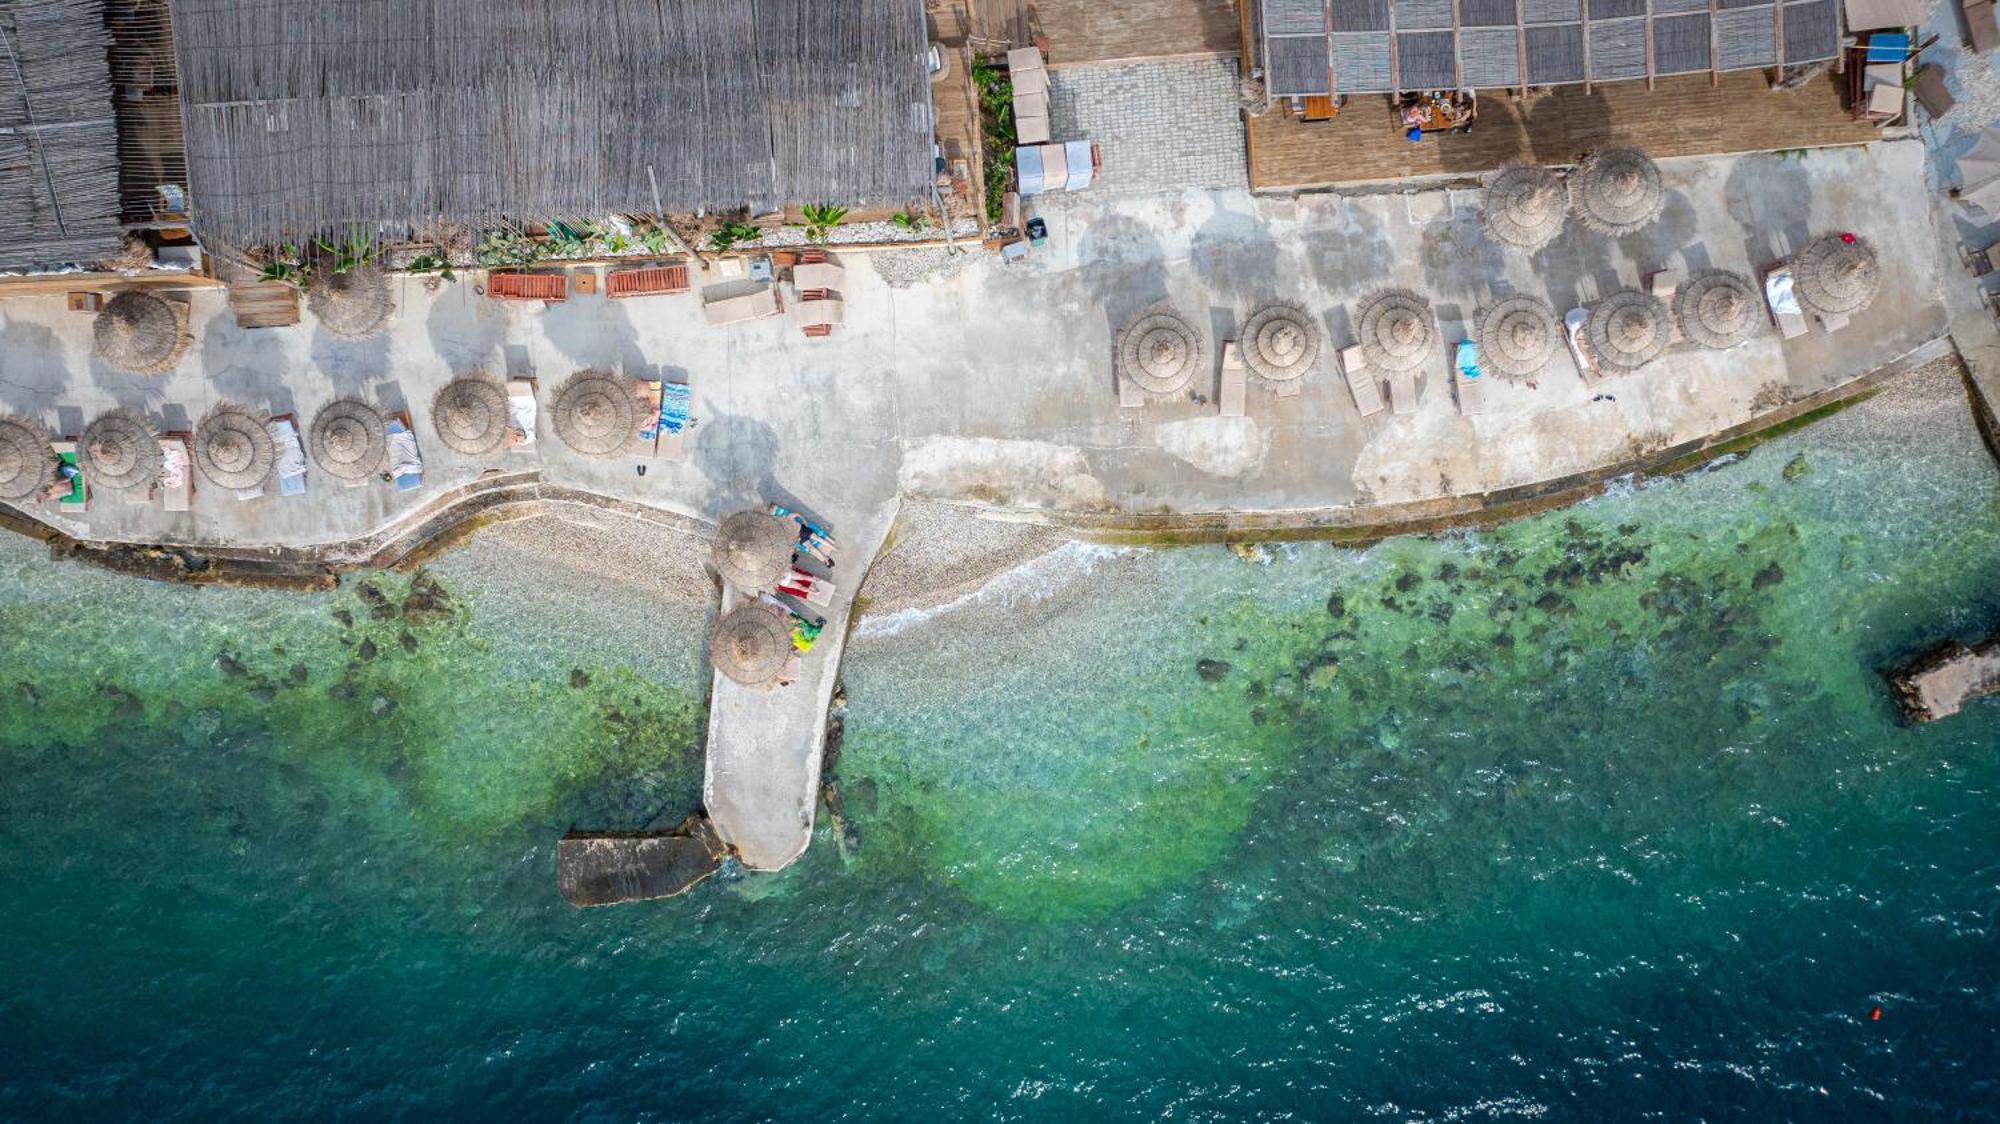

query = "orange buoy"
[{"left": 1870, "top": 1006, "right": 1882, "bottom": 1021}]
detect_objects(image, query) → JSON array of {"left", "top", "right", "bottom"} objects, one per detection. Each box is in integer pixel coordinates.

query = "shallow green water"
[{"left": 3, "top": 378, "right": 1999, "bottom": 1118}]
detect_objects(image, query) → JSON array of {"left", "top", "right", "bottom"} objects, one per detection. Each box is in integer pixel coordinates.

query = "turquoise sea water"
[{"left": 3, "top": 377, "right": 1999, "bottom": 1119}]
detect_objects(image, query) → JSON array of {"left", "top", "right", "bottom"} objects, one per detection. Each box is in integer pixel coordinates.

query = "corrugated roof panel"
[
  {"left": 1716, "top": 6, "right": 1776, "bottom": 66},
  {"left": 1461, "top": 27, "right": 1524, "bottom": 85},
  {"left": 1461, "top": 0, "right": 1520, "bottom": 25},
  {"left": 1267, "top": 34, "right": 1332, "bottom": 94},
  {"left": 1263, "top": 0, "right": 1329, "bottom": 33},
  {"left": 1717, "top": 0, "right": 1769, "bottom": 11},
  {"left": 1589, "top": 0, "right": 1647, "bottom": 18},
  {"left": 1782, "top": 0, "right": 1839, "bottom": 62},
  {"left": 1653, "top": 0, "right": 1709, "bottom": 14},
  {"left": 1525, "top": 23, "right": 1585, "bottom": 81},
  {"left": 1332, "top": 0, "right": 1392, "bottom": 31},
  {"left": 1332, "top": 32, "right": 1395, "bottom": 91},
  {"left": 1397, "top": 0, "right": 1457, "bottom": 28},
  {"left": 1588, "top": 18, "right": 1649, "bottom": 79},
  {"left": 1524, "top": 0, "right": 1582, "bottom": 22},
  {"left": 1653, "top": 12, "right": 1711, "bottom": 72},
  {"left": 1398, "top": 30, "right": 1460, "bottom": 87}
]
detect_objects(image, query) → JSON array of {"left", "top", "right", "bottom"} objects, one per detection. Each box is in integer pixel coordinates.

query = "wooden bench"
[
  {"left": 227, "top": 281, "right": 300, "bottom": 328},
  {"left": 606, "top": 263, "right": 691, "bottom": 299},
  {"left": 486, "top": 272, "right": 568, "bottom": 303}
]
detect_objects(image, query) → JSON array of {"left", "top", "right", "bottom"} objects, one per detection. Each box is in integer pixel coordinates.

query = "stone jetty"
[
  {"left": 1886, "top": 636, "right": 2000, "bottom": 724},
  {"left": 556, "top": 814, "right": 727, "bottom": 906}
]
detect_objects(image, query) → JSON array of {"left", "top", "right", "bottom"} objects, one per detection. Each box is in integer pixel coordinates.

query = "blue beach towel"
[
  {"left": 1455, "top": 340, "right": 1482, "bottom": 380},
  {"left": 659, "top": 381, "right": 690, "bottom": 435}
]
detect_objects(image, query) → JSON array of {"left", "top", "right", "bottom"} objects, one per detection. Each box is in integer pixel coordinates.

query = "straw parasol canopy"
[
  {"left": 1482, "top": 164, "right": 1567, "bottom": 252},
  {"left": 307, "top": 266, "right": 395, "bottom": 341},
  {"left": 711, "top": 510, "right": 797, "bottom": 591},
  {"left": 1793, "top": 233, "right": 1881, "bottom": 318},
  {"left": 1356, "top": 288, "right": 1437, "bottom": 373},
  {"left": 92, "top": 291, "right": 191, "bottom": 375},
  {"left": 80, "top": 408, "right": 162, "bottom": 492},
  {"left": 711, "top": 604, "right": 794, "bottom": 687},
  {"left": 0, "top": 416, "right": 56, "bottom": 503},
  {"left": 194, "top": 403, "right": 276, "bottom": 491},
  {"left": 1586, "top": 290, "right": 1670, "bottom": 372},
  {"left": 1570, "top": 148, "right": 1665, "bottom": 236},
  {"left": 1674, "top": 270, "right": 1761, "bottom": 350},
  {"left": 308, "top": 399, "right": 389, "bottom": 480},
  {"left": 432, "top": 375, "right": 511, "bottom": 456},
  {"left": 550, "top": 370, "right": 639, "bottom": 458},
  {"left": 1114, "top": 304, "right": 1203, "bottom": 397},
  {"left": 1474, "top": 295, "right": 1561, "bottom": 380},
  {"left": 1239, "top": 302, "right": 1321, "bottom": 384}
]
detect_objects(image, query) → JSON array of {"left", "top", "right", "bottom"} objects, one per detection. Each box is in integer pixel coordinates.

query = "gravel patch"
[
  {"left": 870, "top": 245, "right": 985, "bottom": 288},
  {"left": 859, "top": 501, "right": 1071, "bottom": 615}
]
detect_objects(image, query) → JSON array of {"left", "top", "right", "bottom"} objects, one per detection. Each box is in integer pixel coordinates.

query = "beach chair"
[
  {"left": 1453, "top": 342, "right": 1487, "bottom": 417},
  {"left": 267, "top": 414, "right": 308, "bottom": 497},
  {"left": 159, "top": 432, "right": 194, "bottom": 511},
  {"left": 385, "top": 412, "right": 424, "bottom": 491},
  {"left": 636, "top": 380, "right": 664, "bottom": 456},
  {"left": 769, "top": 504, "right": 838, "bottom": 567},
  {"left": 655, "top": 378, "right": 692, "bottom": 461},
  {"left": 1563, "top": 308, "right": 1606, "bottom": 385},
  {"left": 794, "top": 293, "right": 844, "bottom": 338},
  {"left": 793, "top": 254, "right": 846, "bottom": 292},
  {"left": 702, "top": 285, "right": 783, "bottom": 326},
  {"left": 778, "top": 567, "right": 835, "bottom": 608},
  {"left": 1340, "top": 345, "right": 1384, "bottom": 417},
  {"left": 1761, "top": 265, "right": 1809, "bottom": 340},
  {"left": 1218, "top": 342, "right": 1248, "bottom": 417},
  {"left": 506, "top": 378, "right": 538, "bottom": 448},
  {"left": 48, "top": 439, "right": 86, "bottom": 509},
  {"left": 1389, "top": 370, "right": 1418, "bottom": 415}
]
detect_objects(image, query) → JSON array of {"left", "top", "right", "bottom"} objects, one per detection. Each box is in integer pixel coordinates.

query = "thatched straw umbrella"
[
  {"left": 1570, "top": 148, "right": 1664, "bottom": 236},
  {"left": 194, "top": 404, "right": 276, "bottom": 491},
  {"left": 307, "top": 266, "right": 395, "bottom": 341},
  {"left": 1793, "top": 233, "right": 1881, "bottom": 318},
  {"left": 1356, "top": 288, "right": 1437, "bottom": 373},
  {"left": 1674, "top": 270, "right": 1760, "bottom": 350},
  {"left": 1586, "top": 290, "right": 1670, "bottom": 372},
  {"left": 1474, "top": 295, "right": 1561, "bottom": 381},
  {"left": 1239, "top": 302, "right": 1321, "bottom": 385},
  {"left": 551, "top": 370, "right": 639, "bottom": 458},
  {"left": 308, "top": 399, "right": 389, "bottom": 481},
  {"left": 0, "top": 416, "right": 56, "bottom": 503},
  {"left": 1482, "top": 164, "right": 1567, "bottom": 252},
  {"left": 432, "top": 375, "right": 511, "bottom": 456},
  {"left": 1114, "top": 304, "right": 1203, "bottom": 398},
  {"left": 711, "top": 510, "right": 797, "bottom": 591},
  {"left": 80, "top": 408, "right": 162, "bottom": 493},
  {"left": 711, "top": 604, "right": 793, "bottom": 687},
  {"left": 92, "top": 291, "right": 191, "bottom": 375}
]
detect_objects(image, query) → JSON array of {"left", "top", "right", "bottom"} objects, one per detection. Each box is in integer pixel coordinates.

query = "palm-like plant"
[
  {"left": 707, "top": 221, "right": 763, "bottom": 251},
  {"left": 800, "top": 204, "right": 848, "bottom": 245},
  {"left": 314, "top": 228, "right": 378, "bottom": 275}
]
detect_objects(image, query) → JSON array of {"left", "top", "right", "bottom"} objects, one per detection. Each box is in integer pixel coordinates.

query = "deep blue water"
[{"left": 2, "top": 374, "right": 1999, "bottom": 1120}]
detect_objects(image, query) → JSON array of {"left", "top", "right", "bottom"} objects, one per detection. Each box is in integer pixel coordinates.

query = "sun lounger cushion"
[
  {"left": 386, "top": 420, "right": 423, "bottom": 491},
  {"left": 1763, "top": 267, "right": 1809, "bottom": 340},
  {"left": 1390, "top": 371, "right": 1418, "bottom": 415},
  {"left": 267, "top": 418, "right": 307, "bottom": 496},
  {"left": 506, "top": 380, "right": 537, "bottom": 446},
  {"left": 160, "top": 438, "right": 192, "bottom": 511},
  {"left": 1219, "top": 342, "right": 1247, "bottom": 417},
  {"left": 52, "top": 442, "right": 84, "bottom": 506},
  {"left": 1340, "top": 345, "right": 1384, "bottom": 416}
]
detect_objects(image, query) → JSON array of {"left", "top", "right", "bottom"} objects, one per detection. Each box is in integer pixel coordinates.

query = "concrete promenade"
[{"left": 0, "top": 139, "right": 1956, "bottom": 870}]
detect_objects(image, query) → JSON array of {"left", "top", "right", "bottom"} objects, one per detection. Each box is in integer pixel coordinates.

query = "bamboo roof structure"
[
  {"left": 1240, "top": 303, "right": 1321, "bottom": 385},
  {"left": 92, "top": 291, "right": 192, "bottom": 375},
  {"left": 1356, "top": 289, "right": 1437, "bottom": 374},
  {"left": 1674, "top": 270, "right": 1760, "bottom": 349},
  {"left": 1587, "top": 289, "right": 1670, "bottom": 372},
  {"left": 1571, "top": 149, "right": 1664, "bottom": 237},
  {"left": 194, "top": 403, "right": 275, "bottom": 491},
  {"left": 308, "top": 267, "right": 395, "bottom": 341},
  {"left": 309, "top": 399, "right": 389, "bottom": 481},
  {"left": 80, "top": 408, "right": 162, "bottom": 492},
  {"left": 551, "top": 371, "right": 639, "bottom": 459},
  {"left": 1793, "top": 233, "right": 1881, "bottom": 318},
  {"left": 168, "top": 0, "right": 937, "bottom": 247},
  {"left": 432, "top": 376, "right": 510, "bottom": 456},
  {"left": 1115, "top": 305, "right": 1203, "bottom": 398},
  {"left": 1482, "top": 165, "right": 1566, "bottom": 253},
  {"left": 0, "top": 415, "right": 56, "bottom": 502},
  {"left": 711, "top": 511, "right": 797, "bottom": 592},
  {"left": 1474, "top": 295, "right": 1561, "bottom": 380},
  {"left": 0, "top": 0, "right": 125, "bottom": 270},
  {"left": 711, "top": 604, "right": 793, "bottom": 688}
]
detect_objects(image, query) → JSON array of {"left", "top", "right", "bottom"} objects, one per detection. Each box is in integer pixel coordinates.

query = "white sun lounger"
[
  {"left": 1455, "top": 370, "right": 1487, "bottom": 416},
  {"left": 1762, "top": 266, "right": 1809, "bottom": 340},
  {"left": 159, "top": 434, "right": 193, "bottom": 511},
  {"left": 1218, "top": 342, "right": 1247, "bottom": 417},
  {"left": 506, "top": 378, "right": 537, "bottom": 448},
  {"left": 1389, "top": 370, "right": 1418, "bottom": 415},
  {"left": 1340, "top": 345, "right": 1384, "bottom": 416},
  {"left": 1564, "top": 308, "right": 1605, "bottom": 386},
  {"left": 268, "top": 414, "right": 307, "bottom": 497}
]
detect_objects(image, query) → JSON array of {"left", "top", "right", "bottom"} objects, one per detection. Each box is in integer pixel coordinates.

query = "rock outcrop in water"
[
  {"left": 558, "top": 813, "right": 726, "bottom": 906},
  {"left": 1887, "top": 637, "right": 2000, "bottom": 724}
]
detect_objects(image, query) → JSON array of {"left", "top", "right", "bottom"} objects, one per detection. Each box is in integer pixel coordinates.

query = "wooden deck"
[
  {"left": 928, "top": 0, "right": 1238, "bottom": 64},
  {"left": 1248, "top": 71, "right": 1882, "bottom": 190}
]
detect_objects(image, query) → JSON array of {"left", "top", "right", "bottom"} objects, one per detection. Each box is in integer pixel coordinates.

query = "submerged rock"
[
  {"left": 557, "top": 813, "right": 727, "bottom": 907},
  {"left": 399, "top": 631, "right": 418, "bottom": 654},
  {"left": 1782, "top": 453, "right": 1809, "bottom": 482},
  {"left": 288, "top": 664, "right": 309, "bottom": 685},
  {"left": 332, "top": 608, "right": 354, "bottom": 628},
  {"left": 15, "top": 681, "right": 40, "bottom": 707},
  {"left": 570, "top": 668, "right": 591, "bottom": 689},
  {"left": 1753, "top": 562, "right": 1785, "bottom": 589},
  {"left": 357, "top": 638, "right": 379, "bottom": 661},
  {"left": 1197, "top": 659, "right": 1233, "bottom": 682},
  {"left": 1325, "top": 592, "right": 1346, "bottom": 618},
  {"left": 216, "top": 651, "right": 247, "bottom": 678},
  {"left": 1394, "top": 571, "right": 1420, "bottom": 593},
  {"left": 369, "top": 694, "right": 397, "bottom": 718}
]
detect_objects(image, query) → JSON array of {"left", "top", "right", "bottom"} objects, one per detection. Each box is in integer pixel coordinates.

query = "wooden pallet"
[{"left": 226, "top": 281, "right": 300, "bottom": 328}]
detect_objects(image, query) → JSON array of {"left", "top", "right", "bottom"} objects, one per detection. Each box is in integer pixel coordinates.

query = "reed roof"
[
  {"left": 168, "top": 0, "right": 936, "bottom": 246},
  {"left": 0, "top": 0, "right": 124, "bottom": 269}
]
